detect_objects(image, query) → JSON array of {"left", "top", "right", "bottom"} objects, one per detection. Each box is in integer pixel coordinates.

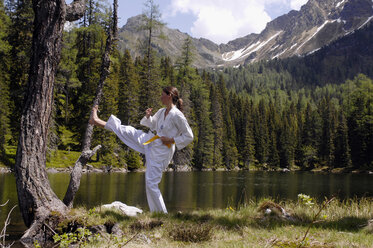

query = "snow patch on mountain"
[
  {"left": 358, "top": 16, "right": 373, "bottom": 29},
  {"left": 272, "top": 48, "right": 288, "bottom": 59},
  {"left": 336, "top": 0, "right": 346, "bottom": 8},
  {"left": 222, "top": 31, "right": 282, "bottom": 61},
  {"left": 296, "top": 20, "right": 336, "bottom": 53}
]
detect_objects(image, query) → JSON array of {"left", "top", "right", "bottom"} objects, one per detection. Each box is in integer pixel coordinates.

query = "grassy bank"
[
  {"left": 47, "top": 197, "right": 373, "bottom": 248},
  {"left": 0, "top": 146, "right": 110, "bottom": 168}
]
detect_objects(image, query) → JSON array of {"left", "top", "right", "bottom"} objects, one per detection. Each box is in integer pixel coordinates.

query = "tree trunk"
[
  {"left": 14, "top": 0, "right": 86, "bottom": 243},
  {"left": 63, "top": 0, "right": 118, "bottom": 208}
]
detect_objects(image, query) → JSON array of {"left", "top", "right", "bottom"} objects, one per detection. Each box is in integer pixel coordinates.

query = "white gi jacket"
[{"left": 140, "top": 106, "right": 194, "bottom": 167}]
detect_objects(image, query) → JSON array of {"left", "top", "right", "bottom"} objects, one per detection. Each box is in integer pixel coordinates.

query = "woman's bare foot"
[{"left": 89, "top": 105, "right": 106, "bottom": 128}]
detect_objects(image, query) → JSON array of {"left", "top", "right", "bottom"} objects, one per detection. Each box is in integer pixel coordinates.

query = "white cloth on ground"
[{"left": 101, "top": 201, "right": 143, "bottom": 217}]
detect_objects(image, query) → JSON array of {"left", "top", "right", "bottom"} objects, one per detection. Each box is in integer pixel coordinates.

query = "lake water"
[{"left": 1, "top": 171, "right": 373, "bottom": 239}]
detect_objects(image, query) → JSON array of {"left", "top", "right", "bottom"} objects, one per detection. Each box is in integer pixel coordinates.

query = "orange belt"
[{"left": 143, "top": 135, "right": 174, "bottom": 148}]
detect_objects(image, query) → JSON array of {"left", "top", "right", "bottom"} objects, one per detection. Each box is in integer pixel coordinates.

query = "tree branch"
[
  {"left": 63, "top": 145, "right": 101, "bottom": 208},
  {"left": 1, "top": 202, "right": 16, "bottom": 248}
]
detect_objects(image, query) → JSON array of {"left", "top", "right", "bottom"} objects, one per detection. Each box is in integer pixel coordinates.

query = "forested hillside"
[{"left": 0, "top": 0, "right": 372, "bottom": 171}]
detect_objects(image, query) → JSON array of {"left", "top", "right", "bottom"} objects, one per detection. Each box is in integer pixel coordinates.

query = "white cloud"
[
  {"left": 290, "top": 0, "right": 308, "bottom": 10},
  {"left": 169, "top": 0, "right": 308, "bottom": 44}
]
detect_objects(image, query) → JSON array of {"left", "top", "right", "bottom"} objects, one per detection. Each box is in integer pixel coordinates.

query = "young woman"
[{"left": 89, "top": 86, "right": 194, "bottom": 213}]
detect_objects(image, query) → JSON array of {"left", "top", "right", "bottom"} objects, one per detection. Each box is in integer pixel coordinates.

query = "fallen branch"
[
  {"left": 298, "top": 197, "right": 335, "bottom": 247},
  {"left": 0, "top": 201, "right": 9, "bottom": 207},
  {"left": 1, "top": 202, "right": 17, "bottom": 248},
  {"left": 123, "top": 231, "right": 139, "bottom": 246}
]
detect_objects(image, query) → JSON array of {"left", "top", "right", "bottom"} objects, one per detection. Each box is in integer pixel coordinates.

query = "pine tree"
[
  {"left": 172, "top": 37, "right": 197, "bottom": 168},
  {"left": 55, "top": 28, "right": 80, "bottom": 127},
  {"left": 240, "top": 100, "right": 256, "bottom": 169},
  {"left": 217, "top": 75, "right": 238, "bottom": 169},
  {"left": 6, "top": 0, "right": 33, "bottom": 144},
  {"left": 299, "top": 103, "right": 321, "bottom": 169},
  {"left": 209, "top": 84, "right": 224, "bottom": 168},
  {"left": 254, "top": 99, "right": 269, "bottom": 166},
  {"left": 138, "top": 0, "right": 164, "bottom": 111},
  {"left": 73, "top": 15, "right": 108, "bottom": 145},
  {"left": 318, "top": 97, "right": 336, "bottom": 167},
  {"left": 344, "top": 74, "right": 373, "bottom": 168},
  {"left": 191, "top": 77, "right": 214, "bottom": 169},
  {"left": 333, "top": 111, "right": 352, "bottom": 168},
  {"left": 160, "top": 56, "right": 174, "bottom": 85},
  {"left": 118, "top": 49, "right": 141, "bottom": 126},
  {"left": 0, "top": 0, "right": 11, "bottom": 160}
]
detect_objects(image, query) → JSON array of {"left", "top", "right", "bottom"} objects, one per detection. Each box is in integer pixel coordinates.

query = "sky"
[{"left": 104, "top": 0, "right": 308, "bottom": 44}]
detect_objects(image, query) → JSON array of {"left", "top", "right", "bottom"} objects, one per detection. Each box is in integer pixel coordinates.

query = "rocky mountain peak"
[{"left": 117, "top": 0, "right": 373, "bottom": 68}]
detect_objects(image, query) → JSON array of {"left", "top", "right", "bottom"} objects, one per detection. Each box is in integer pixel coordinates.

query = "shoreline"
[{"left": 1, "top": 165, "right": 372, "bottom": 174}]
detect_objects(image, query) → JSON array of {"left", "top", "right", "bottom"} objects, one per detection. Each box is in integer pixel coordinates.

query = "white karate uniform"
[{"left": 104, "top": 106, "right": 193, "bottom": 213}]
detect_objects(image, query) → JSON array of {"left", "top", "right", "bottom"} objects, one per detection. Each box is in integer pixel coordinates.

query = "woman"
[{"left": 89, "top": 86, "right": 194, "bottom": 213}]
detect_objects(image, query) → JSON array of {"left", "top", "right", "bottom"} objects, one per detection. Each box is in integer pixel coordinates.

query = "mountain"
[
  {"left": 117, "top": 15, "right": 222, "bottom": 68},
  {"left": 117, "top": 0, "right": 373, "bottom": 68}
]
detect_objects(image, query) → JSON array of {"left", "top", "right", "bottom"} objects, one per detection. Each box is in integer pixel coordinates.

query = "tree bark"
[
  {"left": 14, "top": 0, "right": 86, "bottom": 243},
  {"left": 63, "top": 0, "right": 118, "bottom": 208}
]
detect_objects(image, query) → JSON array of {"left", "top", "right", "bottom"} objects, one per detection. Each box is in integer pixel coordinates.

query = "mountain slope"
[
  {"left": 117, "top": 0, "right": 373, "bottom": 68},
  {"left": 117, "top": 15, "right": 223, "bottom": 68},
  {"left": 221, "top": 0, "right": 373, "bottom": 66}
]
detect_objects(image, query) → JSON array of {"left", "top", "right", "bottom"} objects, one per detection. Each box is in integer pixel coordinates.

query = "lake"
[{"left": 1, "top": 171, "right": 373, "bottom": 239}]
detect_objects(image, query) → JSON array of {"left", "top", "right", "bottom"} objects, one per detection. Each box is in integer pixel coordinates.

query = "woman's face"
[{"left": 161, "top": 91, "right": 172, "bottom": 105}]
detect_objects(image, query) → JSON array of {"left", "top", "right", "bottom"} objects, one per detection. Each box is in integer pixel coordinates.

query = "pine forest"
[{"left": 0, "top": 0, "right": 372, "bottom": 173}]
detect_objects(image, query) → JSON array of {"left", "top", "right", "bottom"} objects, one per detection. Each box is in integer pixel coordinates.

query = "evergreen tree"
[
  {"left": 209, "top": 84, "right": 224, "bottom": 168},
  {"left": 160, "top": 56, "right": 174, "bottom": 85},
  {"left": 344, "top": 74, "right": 373, "bottom": 168},
  {"left": 0, "top": 0, "right": 10, "bottom": 160},
  {"left": 118, "top": 49, "right": 141, "bottom": 126},
  {"left": 299, "top": 103, "right": 321, "bottom": 169},
  {"left": 239, "top": 100, "right": 256, "bottom": 169},
  {"left": 55, "top": 28, "right": 80, "bottom": 127},
  {"left": 6, "top": 0, "right": 33, "bottom": 144},
  {"left": 191, "top": 76, "right": 214, "bottom": 169},
  {"left": 333, "top": 111, "right": 352, "bottom": 168},
  {"left": 217, "top": 75, "right": 238, "bottom": 169},
  {"left": 138, "top": 0, "right": 164, "bottom": 111},
  {"left": 254, "top": 99, "right": 269, "bottom": 165},
  {"left": 73, "top": 16, "right": 108, "bottom": 145},
  {"left": 318, "top": 97, "right": 337, "bottom": 167},
  {"left": 172, "top": 38, "right": 197, "bottom": 168}
]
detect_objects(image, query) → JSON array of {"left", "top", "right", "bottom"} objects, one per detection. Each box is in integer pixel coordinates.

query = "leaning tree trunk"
[
  {"left": 14, "top": 0, "right": 86, "bottom": 243},
  {"left": 63, "top": 0, "right": 118, "bottom": 208}
]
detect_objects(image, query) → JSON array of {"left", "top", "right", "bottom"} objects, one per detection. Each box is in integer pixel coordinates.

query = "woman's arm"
[
  {"left": 140, "top": 108, "right": 161, "bottom": 131},
  {"left": 172, "top": 113, "right": 194, "bottom": 150}
]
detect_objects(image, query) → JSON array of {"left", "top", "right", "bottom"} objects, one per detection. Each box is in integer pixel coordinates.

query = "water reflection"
[{"left": 1, "top": 171, "right": 373, "bottom": 236}]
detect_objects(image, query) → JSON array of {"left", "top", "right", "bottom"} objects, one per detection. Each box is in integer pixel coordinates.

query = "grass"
[
  {"left": 49, "top": 197, "right": 373, "bottom": 248},
  {"left": 1, "top": 145, "right": 112, "bottom": 168}
]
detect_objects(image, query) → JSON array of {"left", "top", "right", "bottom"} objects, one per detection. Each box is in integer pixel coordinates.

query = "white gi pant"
[{"left": 105, "top": 115, "right": 168, "bottom": 213}]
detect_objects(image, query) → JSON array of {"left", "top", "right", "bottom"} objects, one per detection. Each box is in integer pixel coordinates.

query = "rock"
[
  {"left": 90, "top": 225, "right": 107, "bottom": 234},
  {"left": 111, "top": 223, "right": 124, "bottom": 236},
  {"left": 47, "top": 168, "right": 58, "bottom": 173},
  {"left": 101, "top": 201, "right": 143, "bottom": 217},
  {"left": 174, "top": 165, "right": 192, "bottom": 172},
  {"left": 0, "top": 167, "right": 11, "bottom": 173}
]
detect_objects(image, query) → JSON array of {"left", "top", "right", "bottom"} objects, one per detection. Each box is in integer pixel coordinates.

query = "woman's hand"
[
  {"left": 160, "top": 136, "right": 175, "bottom": 146},
  {"left": 145, "top": 108, "right": 153, "bottom": 118}
]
